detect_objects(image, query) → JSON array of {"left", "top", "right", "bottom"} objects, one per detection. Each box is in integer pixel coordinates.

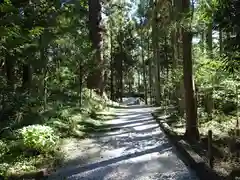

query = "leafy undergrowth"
[
  {"left": 154, "top": 107, "right": 240, "bottom": 177},
  {"left": 0, "top": 89, "right": 120, "bottom": 178}
]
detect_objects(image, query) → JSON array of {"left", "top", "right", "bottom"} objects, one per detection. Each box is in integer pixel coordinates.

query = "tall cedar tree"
[
  {"left": 182, "top": 0, "right": 200, "bottom": 140},
  {"left": 87, "top": 0, "right": 104, "bottom": 94}
]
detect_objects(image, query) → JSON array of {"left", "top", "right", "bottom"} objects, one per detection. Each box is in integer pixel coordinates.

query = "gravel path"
[{"left": 48, "top": 105, "right": 199, "bottom": 180}]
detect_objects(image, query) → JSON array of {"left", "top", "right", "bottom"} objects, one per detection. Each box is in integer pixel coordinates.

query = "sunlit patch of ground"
[{"left": 48, "top": 104, "right": 198, "bottom": 180}]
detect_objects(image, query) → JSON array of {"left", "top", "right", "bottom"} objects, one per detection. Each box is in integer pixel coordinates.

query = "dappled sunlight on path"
[{"left": 48, "top": 103, "right": 198, "bottom": 180}]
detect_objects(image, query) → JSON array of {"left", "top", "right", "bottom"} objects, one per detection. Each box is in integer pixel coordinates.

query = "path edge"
[{"left": 151, "top": 112, "right": 227, "bottom": 180}]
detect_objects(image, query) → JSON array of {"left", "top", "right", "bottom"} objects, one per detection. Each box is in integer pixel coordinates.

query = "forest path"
[{"left": 48, "top": 104, "right": 199, "bottom": 180}]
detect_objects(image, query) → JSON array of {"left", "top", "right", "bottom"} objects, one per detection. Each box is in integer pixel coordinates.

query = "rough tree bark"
[
  {"left": 141, "top": 24, "right": 148, "bottom": 105},
  {"left": 148, "top": 38, "right": 153, "bottom": 104},
  {"left": 110, "top": 21, "right": 114, "bottom": 100},
  {"left": 119, "top": 33, "right": 124, "bottom": 103},
  {"left": 87, "top": 0, "right": 104, "bottom": 95},
  {"left": 182, "top": 0, "right": 200, "bottom": 140},
  {"left": 152, "top": 0, "right": 161, "bottom": 105},
  {"left": 206, "top": 22, "right": 213, "bottom": 58}
]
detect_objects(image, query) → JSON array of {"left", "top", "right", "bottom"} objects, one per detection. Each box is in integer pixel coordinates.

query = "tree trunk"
[
  {"left": 43, "top": 69, "right": 48, "bottom": 110},
  {"left": 164, "top": 34, "right": 170, "bottom": 106},
  {"left": 171, "top": 0, "right": 177, "bottom": 68},
  {"left": 179, "top": 80, "right": 185, "bottom": 116},
  {"left": 141, "top": 29, "right": 148, "bottom": 105},
  {"left": 171, "top": 30, "right": 177, "bottom": 68},
  {"left": 39, "top": 35, "right": 48, "bottom": 110},
  {"left": 201, "top": 31, "right": 205, "bottom": 53},
  {"left": 219, "top": 28, "right": 223, "bottom": 55},
  {"left": 206, "top": 22, "right": 213, "bottom": 58},
  {"left": 152, "top": 1, "right": 161, "bottom": 105},
  {"left": 182, "top": 0, "right": 199, "bottom": 140},
  {"left": 110, "top": 24, "right": 114, "bottom": 100},
  {"left": 120, "top": 43, "right": 123, "bottom": 103},
  {"left": 102, "top": 70, "right": 108, "bottom": 96},
  {"left": 175, "top": 0, "right": 183, "bottom": 65},
  {"left": 148, "top": 39, "right": 153, "bottom": 104},
  {"left": 87, "top": 0, "right": 103, "bottom": 95},
  {"left": 138, "top": 70, "right": 141, "bottom": 92},
  {"left": 5, "top": 55, "right": 14, "bottom": 88},
  {"left": 128, "top": 78, "right": 131, "bottom": 93},
  {"left": 78, "top": 62, "right": 83, "bottom": 107},
  {"left": 22, "top": 64, "right": 32, "bottom": 90},
  {"left": 176, "top": 28, "right": 181, "bottom": 63}
]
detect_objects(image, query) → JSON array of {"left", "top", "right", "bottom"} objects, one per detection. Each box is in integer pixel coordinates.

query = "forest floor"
[
  {"left": 47, "top": 104, "right": 199, "bottom": 180},
  {"left": 153, "top": 106, "right": 240, "bottom": 178},
  {"left": 0, "top": 91, "right": 121, "bottom": 178}
]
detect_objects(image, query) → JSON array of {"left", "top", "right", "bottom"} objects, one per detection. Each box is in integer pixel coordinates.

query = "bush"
[
  {"left": 19, "top": 125, "right": 59, "bottom": 153},
  {"left": 0, "top": 140, "right": 8, "bottom": 157}
]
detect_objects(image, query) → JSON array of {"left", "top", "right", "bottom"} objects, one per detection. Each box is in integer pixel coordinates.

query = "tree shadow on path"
[
  {"left": 50, "top": 142, "right": 171, "bottom": 178},
  {"left": 48, "top": 104, "right": 199, "bottom": 180}
]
